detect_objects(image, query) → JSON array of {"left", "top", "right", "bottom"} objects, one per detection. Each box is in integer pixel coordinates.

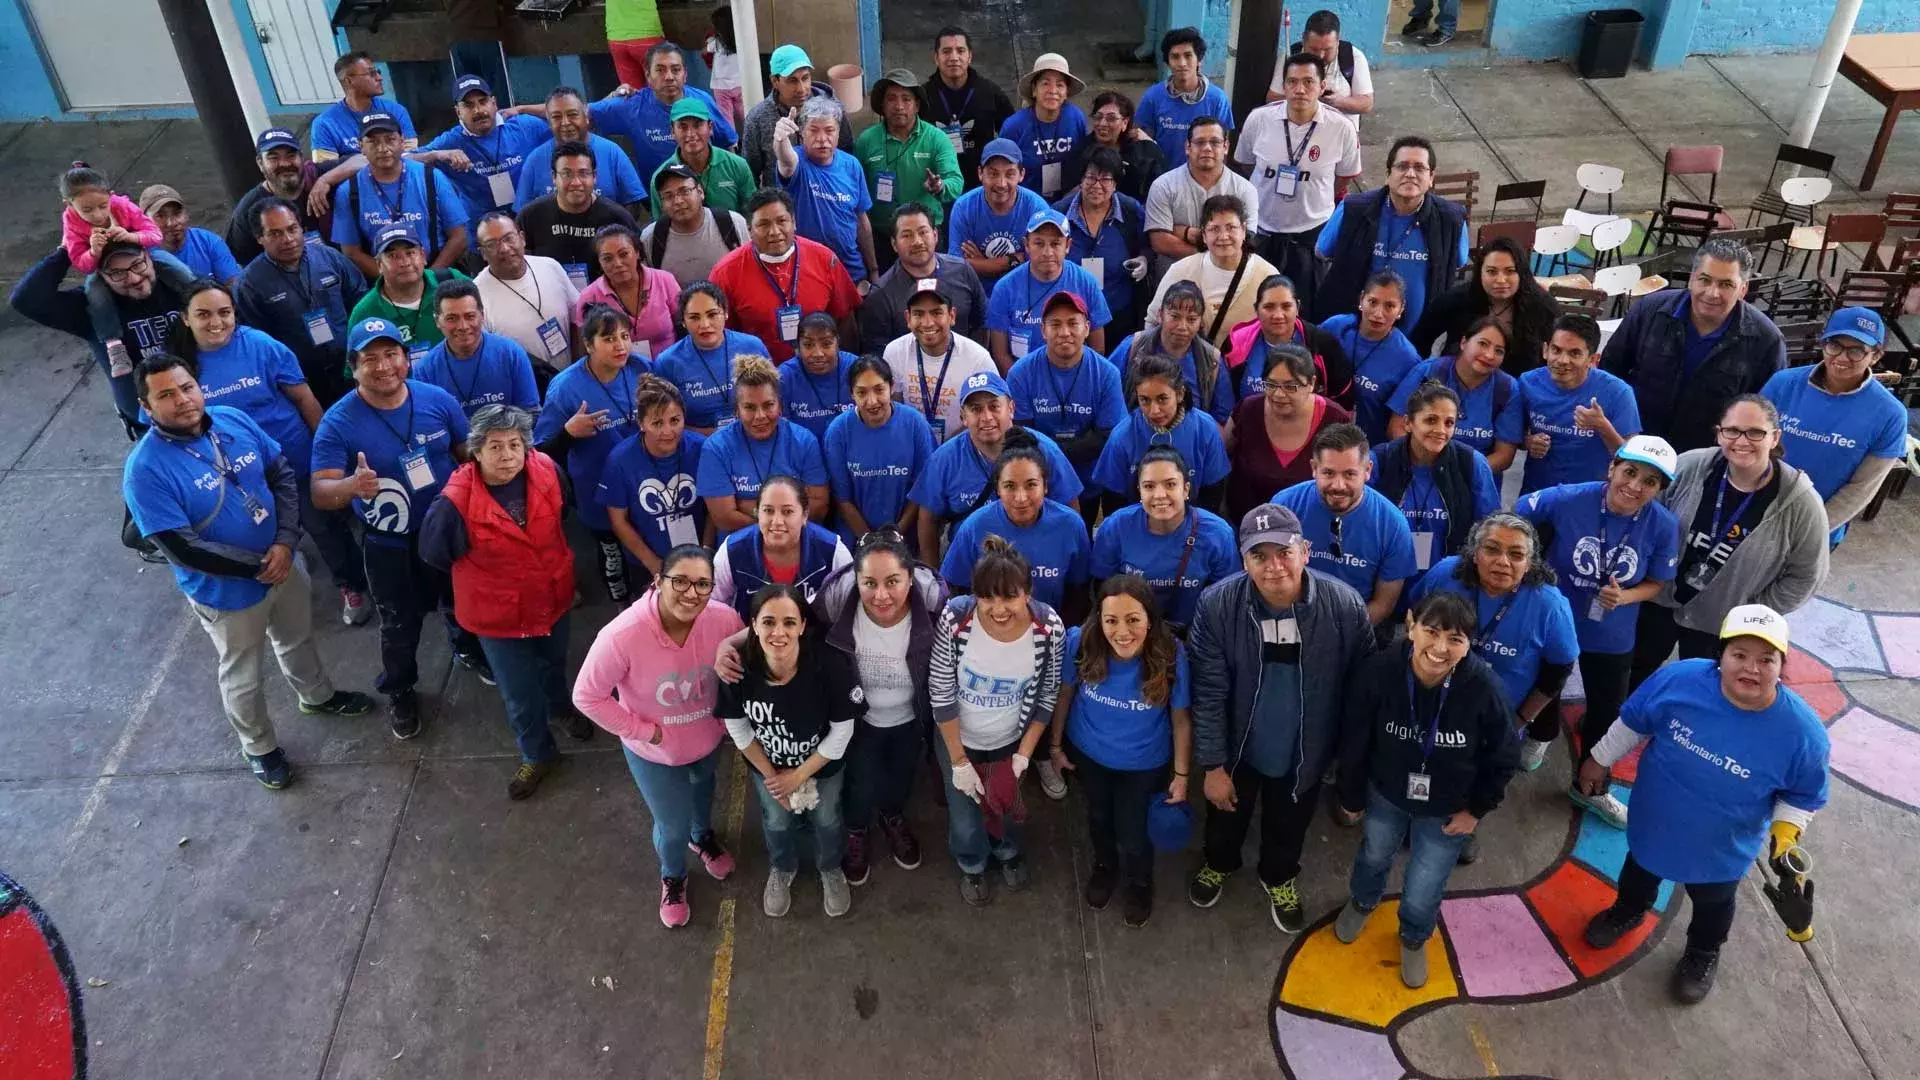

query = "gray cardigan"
[{"left": 1653, "top": 449, "right": 1830, "bottom": 632}]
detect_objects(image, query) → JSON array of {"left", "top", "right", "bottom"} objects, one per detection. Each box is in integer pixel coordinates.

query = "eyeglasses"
[
  {"left": 663, "top": 575, "right": 715, "bottom": 596},
  {"left": 1260, "top": 379, "right": 1311, "bottom": 394},
  {"left": 1821, "top": 339, "right": 1873, "bottom": 362},
  {"left": 1080, "top": 174, "right": 1116, "bottom": 187},
  {"left": 1326, "top": 513, "right": 1343, "bottom": 560},
  {"left": 1389, "top": 161, "right": 1433, "bottom": 175},
  {"left": 1716, "top": 425, "right": 1773, "bottom": 443},
  {"left": 1188, "top": 138, "right": 1227, "bottom": 150},
  {"left": 1202, "top": 222, "right": 1244, "bottom": 237},
  {"left": 1091, "top": 111, "right": 1127, "bottom": 123},
  {"left": 477, "top": 234, "right": 523, "bottom": 251},
  {"left": 101, "top": 257, "right": 151, "bottom": 283}
]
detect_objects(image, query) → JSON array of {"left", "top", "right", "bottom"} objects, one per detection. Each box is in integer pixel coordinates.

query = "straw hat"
[{"left": 1019, "top": 53, "right": 1085, "bottom": 101}]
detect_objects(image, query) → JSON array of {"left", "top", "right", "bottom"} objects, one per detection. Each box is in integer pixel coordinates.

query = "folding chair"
[
  {"left": 1641, "top": 201, "right": 1723, "bottom": 255},
  {"left": 1572, "top": 163, "right": 1625, "bottom": 216},
  {"left": 1641, "top": 145, "right": 1735, "bottom": 254},
  {"left": 1747, "top": 144, "right": 1836, "bottom": 228},
  {"left": 1590, "top": 216, "right": 1635, "bottom": 270},
  {"left": 1475, "top": 219, "right": 1537, "bottom": 258},
  {"left": 1776, "top": 320, "right": 1826, "bottom": 366},
  {"left": 1592, "top": 263, "right": 1643, "bottom": 317},
  {"left": 1533, "top": 223, "right": 1581, "bottom": 278},
  {"left": 1488, "top": 180, "right": 1547, "bottom": 223},
  {"left": 1789, "top": 212, "right": 1887, "bottom": 280},
  {"left": 1833, "top": 269, "right": 1911, "bottom": 314},
  {"left": 1432, "top": 171, "right": 1481, "bottom": 220},
  {"left": 1549, "top": 284, "right": 1607, "bottom": 318}
]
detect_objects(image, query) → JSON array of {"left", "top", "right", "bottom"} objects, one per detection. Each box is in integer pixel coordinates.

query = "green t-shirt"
[
  {"left": 854, "top": 119, "right": 963, "bottom": 231},
  {"left": 604, "top": 0, "right": 663, "bottom": 41},
  {"left": 651, "top": 146, "right": 757, "bottom": 216},
  {"left": 347, "top": 267, "right": 471, "bottom": 356}
]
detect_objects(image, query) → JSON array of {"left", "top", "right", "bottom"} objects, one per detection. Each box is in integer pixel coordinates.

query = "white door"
[
  {"left": 243, "top": 0, "right": 341, "bottom": 107},
  {"left": 20, "top": 0, "right": 191, "bottom": 109}
]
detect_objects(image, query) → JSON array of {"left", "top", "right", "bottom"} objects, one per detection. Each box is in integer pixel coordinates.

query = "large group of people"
[{"left": 22, "top": 10, "right": 1882, "bottom": 1008}]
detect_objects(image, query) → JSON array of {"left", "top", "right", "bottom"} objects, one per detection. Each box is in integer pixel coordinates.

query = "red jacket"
[{"left": 440, "top": 451, "right": 575, "bottom": 638}]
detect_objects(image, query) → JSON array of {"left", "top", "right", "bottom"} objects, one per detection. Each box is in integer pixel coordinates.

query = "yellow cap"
[{"left": 1720, "top": 604, "right": 1789, "bottom": 654}]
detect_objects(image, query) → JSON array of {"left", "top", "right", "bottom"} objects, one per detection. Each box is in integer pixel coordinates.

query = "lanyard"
[
  {"left": 1473, "top": 588, "right": 1518, "bottom": 649},
  {"left": 1708, "top": 466, "right": 1768, "bottom": 543},
  {"left": 464, "top": 125, "right": 504, "bottom": 168},
  {"left": 593, "top": 364, "right": 636, "bottom": 426},
  {"left": 756, "top": 248, "right": 802, "bottom": 308},
  {"left": 1407, "top": 666, "right": 1453, "bottom": 762},
  {"left": 171, "top": 427, "right": 266, "bottom": 512},
  {"left": 1596, "top": 495, "right": 1641, "bottom": 581},
  {"left": 743, "top": 424, "right": 784, "bottom": 488},
  {"left": 691, "top": 340, "right": 733, "bottom": 414},
  {"left": 795, "top": 363, "right": 846, "bottom": 414},
  {"left": 447, "top": 346, "right": 483, "bottom": 406},
  {"left": 882, "top": 130, "right": 919, "bottom": 173},
  {"left": 1044, "top": 353, "right": 1086, "bottom": 430},
  {"left": 913, "top": 340, "right": 955, "bottom": 427},
  {"left": 363, "top": 392, "right": 417, "bottom": 452},
  {"left": 367, "top": 173, "right": 406, "bottom": 222},
  {"left": 1343, "top": 324, "right": 1386, "bottom": 373},
  {"left": 1281, "top": 118, "right": 1317, "bottom": 167},
  {"left": 499, "top": 270, "right": 545, "bottom": 320},
  {"left": 1023, "top": 271, "right": 1061, "bottom": 334},
  {"left": 1381, "top": 209, "right": 1422, "bottom": 259},
  {"left": 937, "top": 84, "right": 975, "bottom": 123},
  {"left": 647, "top": 442, "right": 686, "bottom": 488},
  {"left": 276, "top": 253, "right": 316, "bottom": 310},
  {"left": 1402, "top": 468, "right": 1439, "bottom": 520}
]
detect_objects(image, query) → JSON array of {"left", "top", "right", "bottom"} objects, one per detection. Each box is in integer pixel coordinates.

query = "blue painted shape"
[
  {"left": 858, "top": 0, "right": 881, "bottom": 91},
  {"left": 1571, "top": 782, "right": 1675, "bottom": 910},
  {"left": 1647, "top": 0, "right": 1702, "bottom": 72},
  {"left": 1792, "top": 597, "right": 1887, "bottom": 674}
]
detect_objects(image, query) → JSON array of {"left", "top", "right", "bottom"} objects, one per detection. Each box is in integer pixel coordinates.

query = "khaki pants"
[{"left": 188, "top": 563, "right": 335, "bottom": 756}]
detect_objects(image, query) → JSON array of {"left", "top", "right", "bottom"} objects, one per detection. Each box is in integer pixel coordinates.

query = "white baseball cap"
[
  {"left": 1614, "top": 434, "right": 1678, "bottom": 481},
  {"left": 1720, "top": 604, "right": 1789, "bottom": 654}
]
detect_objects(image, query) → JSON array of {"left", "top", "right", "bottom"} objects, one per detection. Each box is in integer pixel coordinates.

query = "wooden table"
[{"left": 1837, "top": 32, "right": 1920, "bottom": 191}]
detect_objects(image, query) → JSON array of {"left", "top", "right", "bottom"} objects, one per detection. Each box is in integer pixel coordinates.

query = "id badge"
[
  {"left": 400, "top": 448, "right": 435, "bottom": 491},
  {"left": 249, "top": 503, "right": 270, "bottom": 526},
  {"left": 1684, "top": 559, "right": 1717, "bottom": 591},
  {"left": 564, "top": 262, "right": 590, "bottom": 290},
  {"left": 777, "top": 304, "right": 802, "bottom": 342},
  {"left": 537, "top": 317, "right": 568, "bottom": 359},
  {"left": 1586, "top": 596, "right": 1609, "bottom": 622},
  {"left": 1081, "top": 256, "right": 1105, "bottom": 284},
  {"left": 875, "top": 171, "right": 896, "bottom": 203},
  {"left": 487, "top": 170, "right": 516, "bottom": 207},
  {"left": 1406, "top": 772, "right": 1432, "bottom": 802},
  {"left": 303, "top": 230, "right": 323, "bottom": 247},
  {"left": 942, "top": 123, "right": 965, "bottom": 156},
  {"left": 632, "top": 338, "right": 653, "bottom": 361},
  {"left": 305, "top": 311, "right": 334, "bottom": 345},
  {"left": 408, "top": 342, "right": 431, "bottom": 363},
  {"left": 1041, "top": 161, "right": 1062, "bottom": 196},
  {"left": 1272, "top": 164, "right": 1301, "bottom": 199},
  {"left": 1411, "top": 530, "right": 1435, "bottom": 571},
  {"left": 666, "top": 512, "right": 698, "bottom": 546},
  {"left": 1008, "top": 331, "right": 1029, "bottom": 358}
]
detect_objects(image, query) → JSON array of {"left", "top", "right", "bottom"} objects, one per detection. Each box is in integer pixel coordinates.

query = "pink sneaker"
[
  {"left": 688, "top": 833, "right": 735, "bottom": 880},
  {"left": 659, "top": 876, "right": 689, "bottom": 928}
]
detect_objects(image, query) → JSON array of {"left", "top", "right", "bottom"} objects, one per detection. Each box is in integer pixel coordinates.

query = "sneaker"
[
  {"left": 299, "top": 690, "right": 375, "bottom": 716},
  {"left": 507, "top": 758, "right": 558, "bottom": 800},
  {"left": 1583, "top": 904, "right": 1649, "bottom": 949},
  {"left": 1188, "top": 865, "right": 1229, "bottom": 908},
  {"left": 1401, "top": 942, "right": 1430, "bottom": 988},
  {"left": 879, "top": 813, "right": 921, "bottom": 870},
  {"left": 999, "top": 855, "right": 1030, "bottom": 892},
  {"left": 1266, "top": 877, "right": 1306, "bottom": 934},
  {"left": 1518, "top": 737, "right": 1553, "bottom": 773},
  {"left": 1035, "top": 758, "right": 1068, "bottom": 800},
  {"left": 388, "top": 690, "right": 421, "bottom": 740},
  {"left": 843, "top": 826, "right": 872, "bottom": 886},
  {"left": 1569, "top": 784, "right": 1629, "bottom": 829},
  {"left": 1122, "top": 882, "right": 1153, "bottom": 927},
  {"left": 1456, "top": 833, "right": 1482, "bottom": 866},
  {"left": 1671, "top": 947, "right": 1720, "bottom": 1004},
  {"left": 821, "top": 869, "right": 852, "bottom": 917},
  {"left": 1335, "top": 900, "right": 1372, "bottom": 943},
  {"left": 762, "top": 869, "right": 796, "bottom": 917},
  {"left": 340, "top": 588, "right": 372, "bottom": 626},
  {"left": 553, "top": 705, "right": 594, "bottom": 741},
  {"left": 1083, "top": 863, "right": 1117, "bottom": 910},
  {"left": 659, "top": 876, "right": 690, "bottom": 928},
  {"left": 1400, "top": 16, "right": 1429, "bottom": 36},
  {"left": 959, "top": 871, "right": 991, "bottom": 906},
  {"left": 689, "top": 834, "right": 735, "bottom": 880},
  {"left": 1420, "top": 29, "right": 1456, "bottom": 47},
  {"left": 453, "top": 650, "right": 496, "bottom": 687},
  {"left": 245, "top": 748, "right": 294, "bottom": 790}
]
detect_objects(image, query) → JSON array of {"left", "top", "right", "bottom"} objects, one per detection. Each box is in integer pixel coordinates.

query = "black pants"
[
  {"left": 1529, "top": 649, "right": 1633, "bottom": 761},
  {"left": 362, "top": 535, "right": 478, "bottom": 696},
  {"left": 1069, "top": 741, "right": 1169, "bottom": 887},
  {"left": 1257, "top": 225, "right": 1324, "bottom": 315},
  {"left": 844, "top": 720, "right": 922, "bottom": 827},
  {"left": 1613, "top": 852, "right": 1739, "bottom": 954},
  {"left": 300, "top": 349, "right": 352, "bottom": 408},
  {"left": 1202, "top": 762, "right": 1319, "bottom": 885},
  {"left": 587, "top": 528, "right": 632, "bottom": 603},
  {"left": 1629, "top": 603, "right": 1720, "bottom": 693}
]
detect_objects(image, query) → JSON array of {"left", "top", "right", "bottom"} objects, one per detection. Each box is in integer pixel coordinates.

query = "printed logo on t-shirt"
[
  {"left": 365, "top": 477, "right": 413, "bottom": 533},
  {"left": 654, "top": 666, "right": 716, "bottom": 721},
  {"left": 634, "top": 471, "right": 699, "bottom": 523},
  {"left": 1664, "top": 717, "right": 1755, "bottom": 779},
  {"left": 1779, "top": 418, "right": 1859, "bottom": 449},
  {"left": 1570, "top": 533, "right": 1639, "bottom": 586},
  {"left": 743, "top": 698, "right": 818, "bottom": 766},
  {"left": 959, "top": 664, "right": 1029, "bottom": 709}
]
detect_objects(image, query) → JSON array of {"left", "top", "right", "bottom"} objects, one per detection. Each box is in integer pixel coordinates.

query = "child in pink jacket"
[
  {"left": 61, "top": 162, "right": 163, "bottom": 273},
  {"left": 573, "top": 545, "right": 745, "bottom": 928}
]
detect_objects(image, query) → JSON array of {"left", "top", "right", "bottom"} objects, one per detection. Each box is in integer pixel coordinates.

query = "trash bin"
[{"left": 1577, "top": 10, "right": 1644, "bottom": 80}]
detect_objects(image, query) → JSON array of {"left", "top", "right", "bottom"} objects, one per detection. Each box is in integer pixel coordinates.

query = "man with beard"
[
  {"left": 421, "top": 75, "right": 554, "bottom": 232},
  {"left": 1274, "top": 423, "right": 1418, "bottom": 630},
  {"left": 227, "top": 128, "right": 329, "bottom": 266}
]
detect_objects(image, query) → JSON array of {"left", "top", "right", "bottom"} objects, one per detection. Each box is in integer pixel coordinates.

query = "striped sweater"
[{"left": 929, "top": 595, "right": 1067, "bottom": 754}]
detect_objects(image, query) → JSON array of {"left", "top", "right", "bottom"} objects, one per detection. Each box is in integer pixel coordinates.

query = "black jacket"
[
  {"left": 1338, "top": 645, "right": 1518, "bottom": 819},
  {"left": 1601, "top": 289, "right": 1787, "bottom": 452},
  {"left": 1369, "top": 436, "right": 1482, "bottom": 559},
  {"left": 1313, "top": 188, "right": 1467, "bottom": 325},
  {"left": 1409, "top": 282, "right": 1556, "bottom": 378}
]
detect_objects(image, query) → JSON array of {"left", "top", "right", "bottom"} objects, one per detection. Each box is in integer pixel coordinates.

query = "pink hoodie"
[
  {"left": 63, "top": 194, "right": 164, "bottom": 273},
  {"left": 572, "top": 588, "right": 746, "bottom": 765}
]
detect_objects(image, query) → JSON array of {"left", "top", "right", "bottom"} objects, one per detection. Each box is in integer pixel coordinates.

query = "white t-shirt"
[
  {"left": 706, "top": 37, "right": 742, "bottom": 90},
  {"left": 853, "top": 607, "right": 917, "bottom": 728},
  {"left": 640, "top": 210, "right": 751, "bottom": 295},
  {"left": 1235, "top": 102, "right": 1361, "bottom": 235},
  {"left": 477, "top": 255, "right": 581, "bottom": 369},
  {"left": 1143, "top": 166, "right": 1263, "bottom": 238},
  {"left": 1268, "top": 45, "right": 1374, "bottom": 130},
  {"left": 883, "top": 332, "right": 998, "bottom": 443},
  {"left": 955, "top": 624, "right": 1035, "bottom": 751}
]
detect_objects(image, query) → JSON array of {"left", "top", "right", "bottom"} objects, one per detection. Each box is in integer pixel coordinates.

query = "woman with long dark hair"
[
  {"left": 535, "top": 302, "right": 646, "bottom": 603},
  {"left": 1411, "top": 236, "right": 1557, "bottom": 377},
  {"left": 1388, "top": 316, "right": 1523, "bottom": 474},
  {"left": 1091, "top": 353, "right": 1230, "bottom": 514},
  {"left": 823, "top": 354, "right": 937, "bottom": 548},
  {"left": 1078, "top": 90, "right": 1167, "bottom": 203},
  {"left": 1368, "top": 381, "right": 1500, "bottom": 581},
  {"left": 942, "top": 444, "right": 1092, "bottom": 626}
]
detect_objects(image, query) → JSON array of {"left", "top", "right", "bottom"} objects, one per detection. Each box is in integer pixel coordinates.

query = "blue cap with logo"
[
  {"left": 454, "top": 74, "right": 493, "bottom": 102},
  {"left": 373, "top": 226, "right": 420, "bottom": 255},
  {"left": 981, "top": 138, "right": 1023, "bottom": 167},
  {"left": 959, "top": 368, "right": 1011, "bottom": 402},
  {"left": 769, "top": 44, "right": 813, "bottom": 78},
  {"left": 1025, "top": 208, "right": 1069, "bottom": 236},
  {"left": 348, "top": 317, "right": 407, "bottom": 354},
  {"left": 255, "top": 127, "right": 300, "bottom": 154},
  {"left": 358, "top": 111, "right": 402, "bottom": 136},
  {"left": 1821, "top": 305, "right": 1885, "bottom": 347}
]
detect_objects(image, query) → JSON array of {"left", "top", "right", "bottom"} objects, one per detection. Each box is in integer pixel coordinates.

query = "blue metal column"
[
  {"left": 1648, "top": 0, "right": 1703, "bottom": 71},
  {"left": 859, "top": 0, "right": 882, "bottom": 85}
]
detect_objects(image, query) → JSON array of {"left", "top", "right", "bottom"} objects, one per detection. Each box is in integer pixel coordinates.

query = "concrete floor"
[{"left": 4, "top": 46, "right": 1920, "bottom": 1080}]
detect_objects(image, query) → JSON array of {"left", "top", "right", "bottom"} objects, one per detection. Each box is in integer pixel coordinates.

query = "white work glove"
[
  {"left": 773, "top": 110, "right": 799, "bottom": 145},
  {"left": 786, "top": 777, "right": 821, "bottom": 812},
  {"left": 1125, "top": 255, "right": 1149, "bottom": 282},
  {"left": 1012, "top": 753, "right": 1031, "bottom": 779},
  {"left": 951, "top": 761, "right": 984, "bottom": 803}
]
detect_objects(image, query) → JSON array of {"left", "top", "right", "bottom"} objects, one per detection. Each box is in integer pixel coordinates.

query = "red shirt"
[{"left": 707, "top": 236, "right": 860, "bottom": 362}]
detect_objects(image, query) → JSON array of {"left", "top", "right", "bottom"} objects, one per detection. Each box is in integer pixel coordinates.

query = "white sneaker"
[
  {"left": 1519, "top": 737, "right": 1553, "bottom": 773},
  {"left": 1036, "top": 758, "right": 1068, "bottom": 800},
  {"left": 820, "top": 869, "right": 851, "bottom": 917},
  {"left": 341, "top": 588, "right": 372, "bottom": 626},
  {"left": 1570, "top": 785, "right": 1629, "bottom": 829},
  {"left": 762, "top": 869, "right": 796, "bottom": 917}
]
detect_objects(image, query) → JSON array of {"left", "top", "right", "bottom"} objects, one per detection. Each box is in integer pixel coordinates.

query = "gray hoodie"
[{"left": 1653, "top": 448, "right": 1830, "bottom": 632}]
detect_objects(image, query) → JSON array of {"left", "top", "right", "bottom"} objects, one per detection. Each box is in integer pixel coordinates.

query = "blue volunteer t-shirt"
[
  {"left": 310, "top": 98, "right": 418, "bottom": 158},
  {"left": 1089, "top": 504, "right": 1239, "bottom": 627},
  {"left": 941, "top": 498, "right": 1090, "bottom": 610},
  {"left": 998, "top": 105, "right": 1091, "bottom": 198},
  {"left": 1092, "top": 407, "right": 1231, "bottom": 496},
  {"left": 1367, "top": 449, "right": 1499, "bottom": 576},
  {"left": 588, "top": 88, "right": 739, "bottom": 196},
  {"left": 1007, "top": 346, "right": 1126, "bottom": 482},
  {"left": 1620, "top": 659, "right": 1830, "bottom": 883},
  {"left": 176, "top": 228, "right": 243, "bottom": 282},
  {"left": 312, "top": 381, "right": 469, "bottom": 538},
  {"left": 825, "top": 402, "right": 937, "bottom": 548},
  {"left": 413, "top": 333, "right": 541, "bottom": 415},
  {"left": 783, "top": 151, "right": 875, "bottom": 280},
  {"left": 777, "top": 352, "right": 858, "bottom": 443},
  {"left": 987, "top": 262, "right": 1113, "bottom": 356},
  {"left": 907, "top": 427, "right": 1085, "bottom": 521},
  {"left": 1322, "top": 314, "right": 1423, "bottom": 444},
  {"left": 653, "top": 330, "right": 771, "bottom": 430},
  {"left": 1063, "top": 626, "right": 1191, "bottom": 770},
  {"left": 695, "top": 418, "right": 830, "bottom": 533},
  {"left": 1274, "top": 481, "right": 1418, "bottom": 601},
  {"left": 597, "top": 430, "right": 709, "bottom": 559},
  {"left": 1411, "top": 557, "right": 1580, "bottom": 710},
  {"left": 193, "top": 327, "right": 313, "bottom": 471},
  {"left": 946, "top": 186, "right": 1050, "bottom": 285},
  {"left": 1316, "top": 199, "right": 1470, "bottom": 329},
  {"left": 423, "top": 114, "right": 554, "bottom": 226},
  {"left": 1107, "top": 332, "right": 1239, "bottom": 424},
  {"left": 1519, "top": 367, "right": 1642, "bottom": 494},
  {"left": 123, "top": 406, "right": 284, "bottom": 611},
  {"left": 1388, "top": 356, "right": 1524, "bottom": 457},
  {"left": 514, "top": 133, "right": 648, "bottom": 209},
  {"left": 329, "top": 160, "right": 468, "bottom": 253},
  {"left": 1516, "top": 481, "right": 1681, "bottom": 654},
  {"left": 533, "top": 359, "right": 644, "bottom": 530},
  {"left": 1762, "top": 364, "right": 1909, "bottom": 501},
  {"left": 1133, "top": 81, "right": 1235, "bottom": 166}
]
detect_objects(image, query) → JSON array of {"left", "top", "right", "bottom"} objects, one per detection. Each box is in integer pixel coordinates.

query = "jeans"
[
  {"left": 1202, "top": 761, "right": 1319, "bottom": 885},
  {"left": 1409, "top": 0, "right": 1459, "bottom": 33},
  {"left": 935, "top": 737, "right": 1021, "bottom": 874},
  {"left": 625, "top": 746, "right": 723, "bottom": 879},
  {"left": 360, "top": 535, "right": 479, "bottom": 696},
  {"left": 844, "top": 720, "right": 922, "bottom": 828},
  {"left": 186, "top": 562, "right": 336, "bottom": 755},
  {"left": 1530, "top": 649, "right": 1633, "bottom": 762},
  {"left": 477, "top": 617, "right": 570, "bottom": 764},
  {"left": 1347, "top": 786, "right": 1468, "bottom": 947},
  {"left": 753, "top": 768, "right": 847, "bottom": 874},
  {"left": 1614, "top": 852, "right": 1739, "bottom": 954},
  {"left": 1628, "top": 603, "right": 1720, "bottom": 694},
  {"left": 296, "top": 471, "right": 367, "bottom": 594},
  {"left": 1068, "top": 741, "right": 1169, "bottom": 887}
]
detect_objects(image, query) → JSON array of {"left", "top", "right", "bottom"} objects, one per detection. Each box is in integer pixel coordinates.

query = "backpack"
[
  {"left": 348, "top": 164, "right": 440, "bottom": 261},
  {"left": 1292, "top": 38, "right": 1355, "bottom": 88},
  {"left": 650, "top": 208, "right": 742, "bottom": 269}
]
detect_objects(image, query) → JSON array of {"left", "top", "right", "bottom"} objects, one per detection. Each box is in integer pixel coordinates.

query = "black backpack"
[
  {"left": 1292, "top": 38, "right": 1355, "bottom": 87},
  {"left": 347, "top": 164, "right": 441, "bottom": 261},
  {"left": 650, "top": 208, "right": 742, "bottom": 270}
]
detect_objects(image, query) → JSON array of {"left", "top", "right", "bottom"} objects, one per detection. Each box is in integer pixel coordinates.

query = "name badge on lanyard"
[
  {"left": 666, "top": 512, "right": 699, "bottom": 546},
  {"left": 537, "top": 317, "right": 568, "bottom": 360},
  {"left": 1081, "top": 255, "right": 1104, "bottom": 284},
  {"left": 408, "top": 341, "right": 431, "bottom": 363},
  {"left": 1007, "top": 330, "right": 1029, "bottom": 358},
  {"left": 487, "top": 170, "right": 516, "bottom": 207},
  {"left": 1041, "top": 161, "right": 1063, "bottom": 197},
  {"left": 777, "top": 305, "right": 802, "bottom": 342},
  {"left": 400, "top": 447, "right": 436, "bottom": 491},
  {"left": 1410, "top": 530, "right": 1434, "bottom": 571},
  {"left": 875, "top": 171, "right": 896, "bottom": 203},
  {"left": 305, "top": 310, "right": 334, "bottom": 345},
  {"left": 942, "top": 123, "right": 965, "bottom": 156},
  {"left": 564, "top": 262, "right": 590, "bottom": 291},
  {"left": 1271, "top": 165, "right": 1301, "bottom": 199}
]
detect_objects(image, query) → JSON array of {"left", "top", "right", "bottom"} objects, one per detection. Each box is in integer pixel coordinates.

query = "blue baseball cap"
[
  {"left": 348, "top": 317, "right": 407, "bottom": 355},
  {"left": 454, "top": 74, "right": 493, "bottom": 102},
  {"left": 1821, "top": 306, "right": 1885, "bottom": 347},
  {"left": 959, "top": 368, "right": 1011, "bottom": 403},
  {"left": 358, "top": 111, "right": 402, "bottom": 136},
  {"left": 1025, "top": 208, "right": 1069, "bottom": 236},
  {"left": 981, "top": 138, "right": 1023, "bottom": 167},
  {"left": 255, "top": 127, "right": 300, "bottom": 154},
  {"left": 1147, "top": 798, "right": 1194, "bottom": 852},
  {"left": 769, "top": 44, "right": 813, "bottom": 78},
  {"left": 372, "top": 226, "right": 420, "bottom": 255}
]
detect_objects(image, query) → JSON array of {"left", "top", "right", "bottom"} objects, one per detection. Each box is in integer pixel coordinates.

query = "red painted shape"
[
  {"left": 1611, "top": 742, "right": 1643, "bottom": 784},
  {"left": 1783, "top": 648, "right": 1848, "bottom": 722},
  {"left": 1526, "top": 860, "right": 1655, "bottom": 978},
  {"left": 0, "top": 906, "right": 76, "bottom": 1080}
]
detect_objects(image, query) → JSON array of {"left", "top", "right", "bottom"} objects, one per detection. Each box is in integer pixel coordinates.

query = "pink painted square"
[
  {"left": 1872, "top": 614, "right": 1920, "bottom": 679},
  {"left": 1827, "top": 707, "right": 1920, "bottom": 810},
  {"left": 1440, "top": 893, "right": 1576, "bottom": 998}
]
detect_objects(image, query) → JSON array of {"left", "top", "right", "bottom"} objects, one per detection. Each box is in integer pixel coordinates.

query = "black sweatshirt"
[{"left": 1337, "top": 644, "right": 1518, "bottom": 819}]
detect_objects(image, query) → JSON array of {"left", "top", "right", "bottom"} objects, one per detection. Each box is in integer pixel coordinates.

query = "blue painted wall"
[
  {"left": 1691, "top": 0, "right": 1914, "bottom": 54},
  {"left": 1146, "top": 0, "right": 1236, "bottom": 79}
]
